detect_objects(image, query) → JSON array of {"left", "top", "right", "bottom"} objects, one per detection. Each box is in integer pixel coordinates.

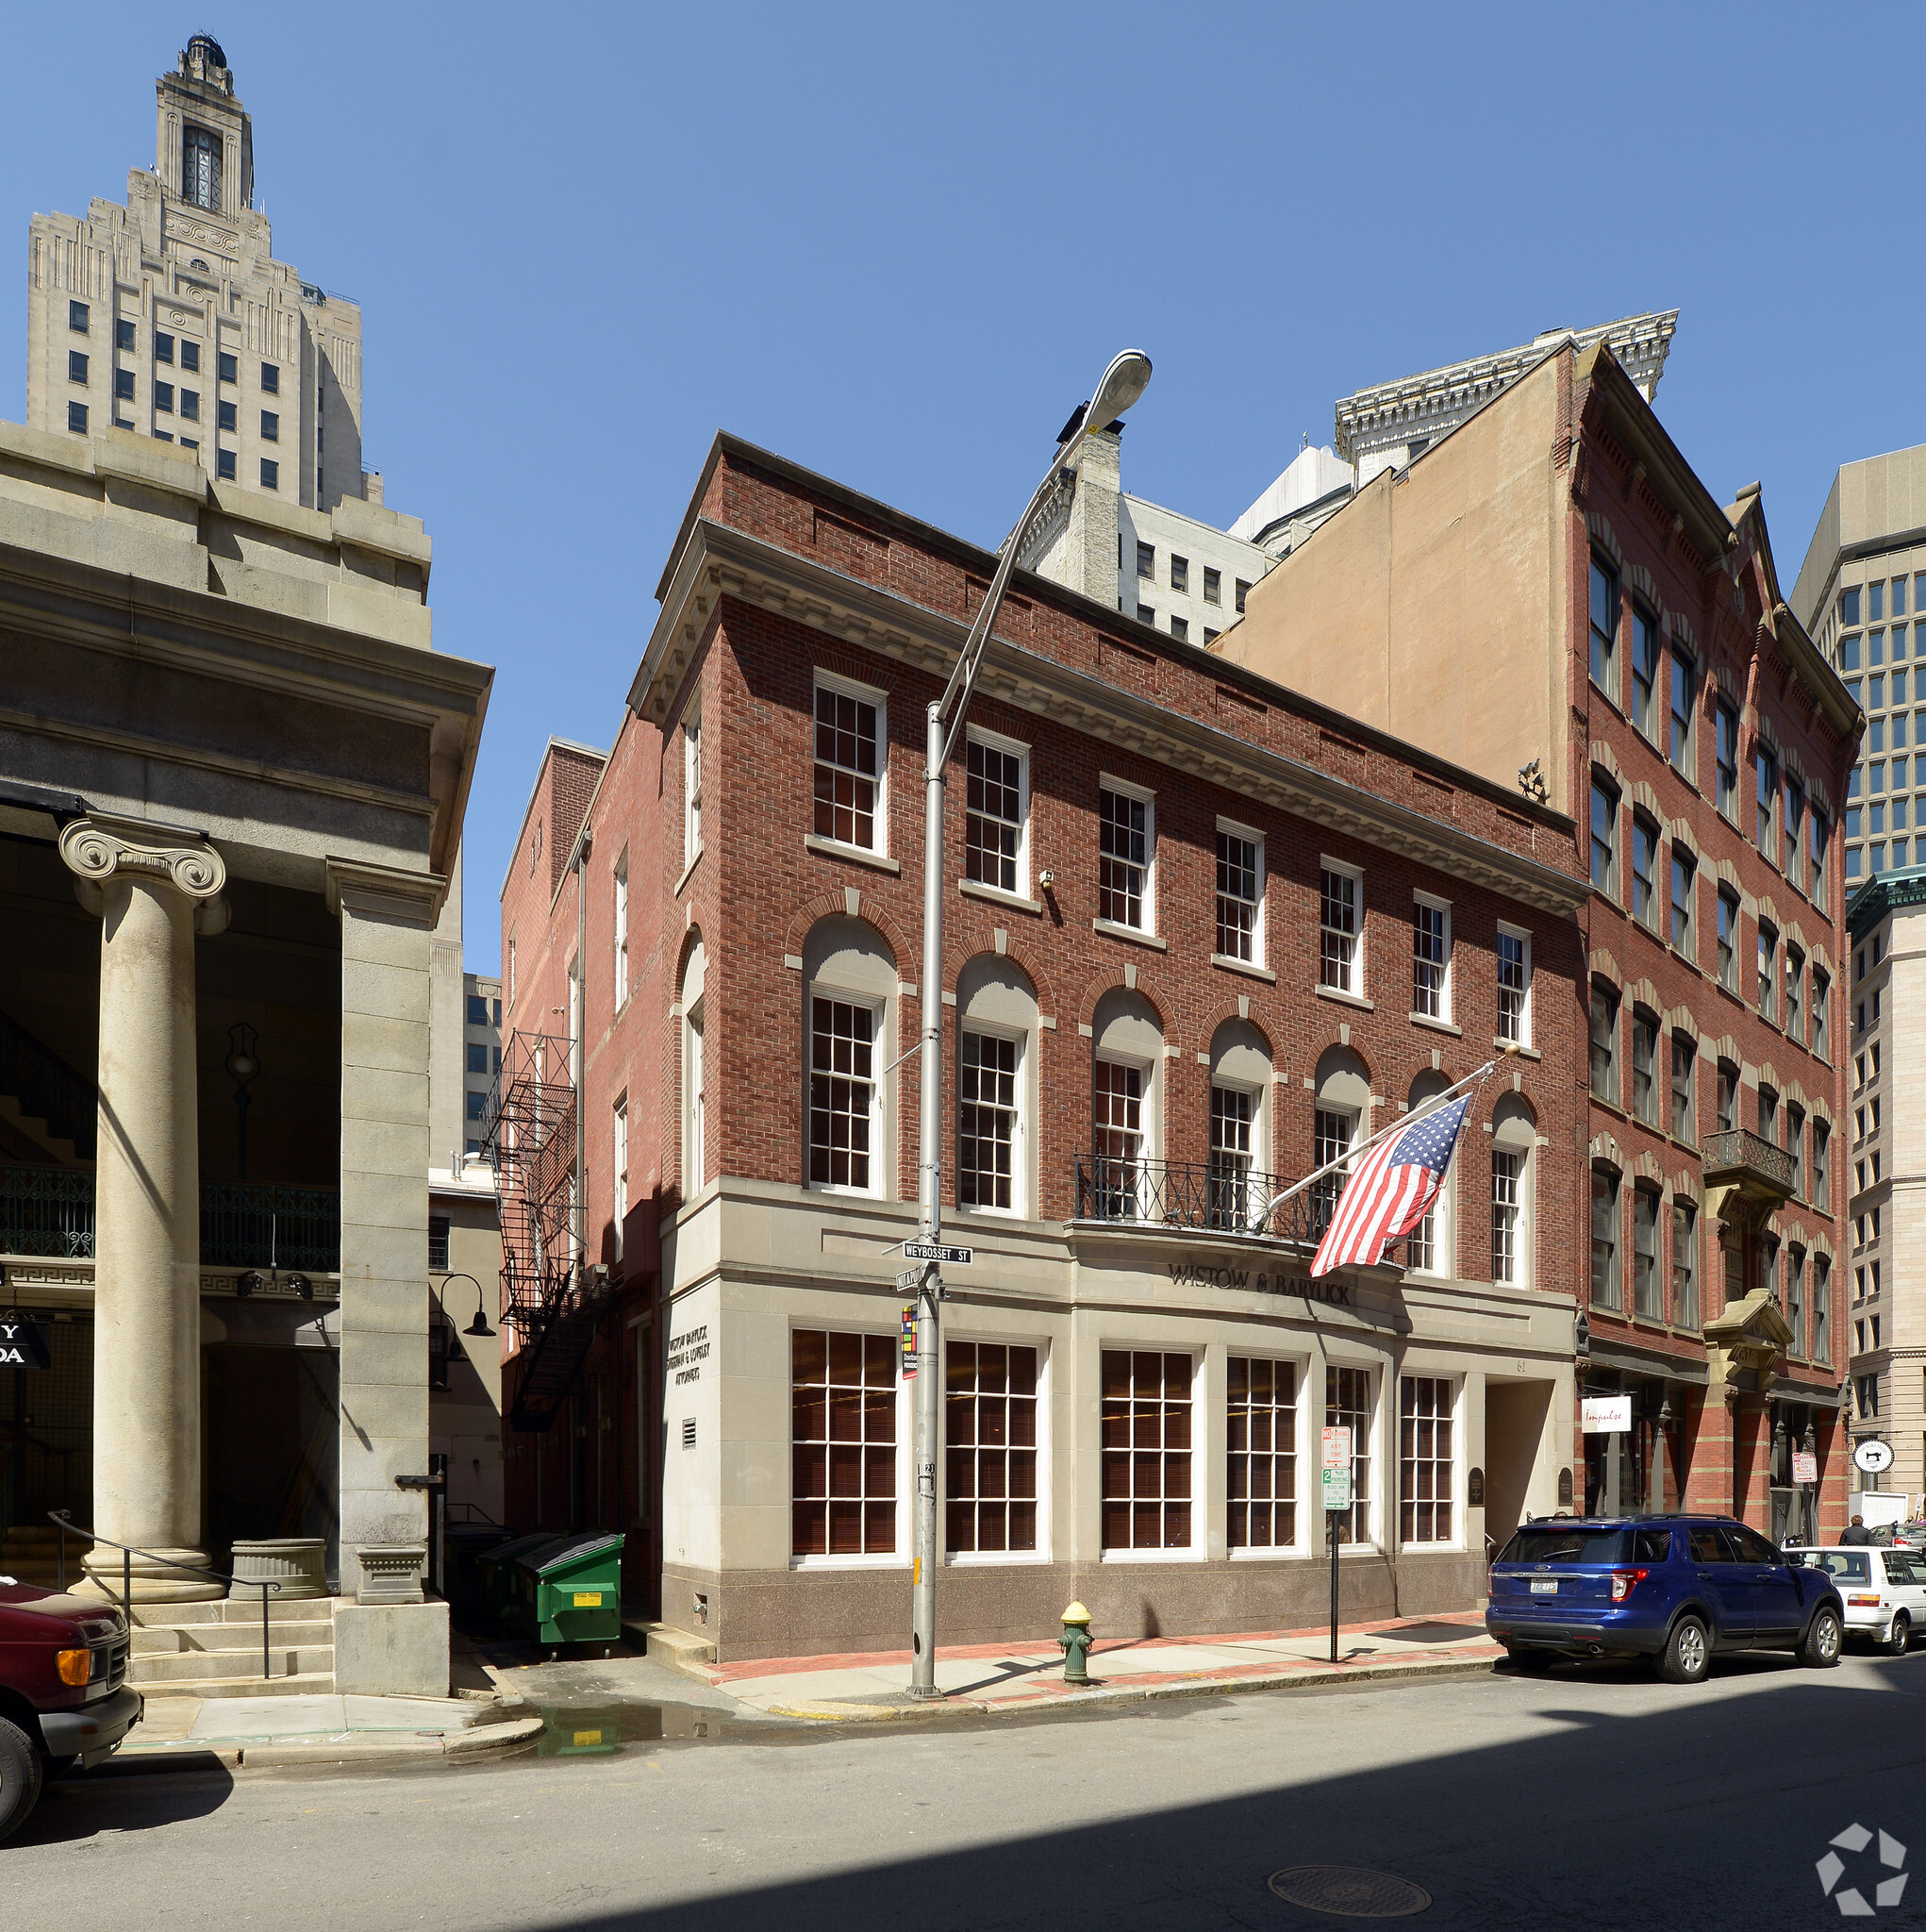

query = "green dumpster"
[
  {"left": 478, "top": 1531, "right": 560, "bottom": 1626},
  {"left": 516, "top": 1531, "right": 624, "bottom": 1645}
]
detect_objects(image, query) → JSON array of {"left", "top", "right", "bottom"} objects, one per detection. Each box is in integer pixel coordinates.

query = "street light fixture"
[
  {"left": 440, "top": 1271, "right": 495, "bottom": 1338},
  {"left": 907, "top": 350, "right": 1153, "bottom": 1699}
]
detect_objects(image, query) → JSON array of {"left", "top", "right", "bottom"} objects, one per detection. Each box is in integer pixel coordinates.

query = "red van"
[{"left": 0, "top": 1581, "right": 141, "bottom": 1840}]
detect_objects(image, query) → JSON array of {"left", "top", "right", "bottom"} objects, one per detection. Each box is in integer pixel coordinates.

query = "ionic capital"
[{"left": 59, "top": 811, "right": 227, "bottom": 911}]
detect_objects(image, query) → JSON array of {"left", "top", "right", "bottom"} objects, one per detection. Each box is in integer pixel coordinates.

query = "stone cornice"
[
  {"left": 638, "top": 522, "right": 1589, "bottom": 920},
  {"left": 325, "top": 856, "right": 448, "bottom": 924},
  {"left": 1847, "top": 863, "right": 1926, "bottom": 939}
]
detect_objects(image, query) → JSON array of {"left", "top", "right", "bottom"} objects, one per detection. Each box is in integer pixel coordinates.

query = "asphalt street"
[{"left": 9, "top": 1648, "right": 1926, "bottom": 1930}]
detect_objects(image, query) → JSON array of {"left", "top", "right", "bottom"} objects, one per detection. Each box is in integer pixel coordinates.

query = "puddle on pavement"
[{"left": 533, "top": 1700, "right": 741, "bottom": 1756}]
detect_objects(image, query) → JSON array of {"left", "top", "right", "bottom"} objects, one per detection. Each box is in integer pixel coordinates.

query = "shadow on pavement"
[
  {"left": 10, "top": 1761, "right": 235, "bottom": 1848},
  {"left": 535, "top": 1653, "right": 1926, "bottom": 1932}
]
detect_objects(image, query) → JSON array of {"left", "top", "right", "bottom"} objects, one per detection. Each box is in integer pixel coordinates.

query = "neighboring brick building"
[
  {"left": 495, "top": 433, "right": 1597, "bottom": 1662},
  {"left": 1226, "top": 340, "right": 1862, "bottom": 1543}
]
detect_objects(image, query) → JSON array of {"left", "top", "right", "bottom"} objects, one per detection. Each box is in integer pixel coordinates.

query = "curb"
[
  {"left": 760, "top": 1651, "right": 1500, "bottom": 1723},
  {"left": 101, "top": 1710, "right": 542, "bottom": 1776}
]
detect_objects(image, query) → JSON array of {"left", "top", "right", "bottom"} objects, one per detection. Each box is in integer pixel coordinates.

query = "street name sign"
[
  {"left": 897, "top": 1268, "right": 924, "bottom": 1291},
  {"left": 903, "top": 1242, "right": 972, "bottom": 1265}
]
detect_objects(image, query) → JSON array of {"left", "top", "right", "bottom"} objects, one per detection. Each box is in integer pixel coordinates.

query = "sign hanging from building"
[
  {"left": 1791, "top": 1450, "right": 1818, "bottom": 1487},
  {"left": 1853, "top": 1439, "right": 1895, "bottom": 1475},
  {"left": 1581, "top": 1396, "right": 1632, "bottom": 1434},
  {"left": 0, "top": 1316, "right": 52, "bottom": 1369}
]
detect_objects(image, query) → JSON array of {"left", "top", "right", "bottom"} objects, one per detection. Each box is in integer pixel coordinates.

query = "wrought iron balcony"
[
  {"left": 0, "top": 1167, "right": 340, "bottom": 1271},
  {"left": 1700, "top": 1128, "right": 1795, "bottom": 1209},
  {"left": 1072, "top": 1152, "right": 1337, "bottom": 1246}
]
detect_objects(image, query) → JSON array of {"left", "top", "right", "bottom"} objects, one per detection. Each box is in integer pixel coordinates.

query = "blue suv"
[{"left": 1486, "top": 1516, "right": 1845, "bottom": 1684}]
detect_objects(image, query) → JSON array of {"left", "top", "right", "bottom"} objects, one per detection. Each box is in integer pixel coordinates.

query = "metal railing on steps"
[{"left": 48, "top": 1509, "right": 284, "bottom": 1682}]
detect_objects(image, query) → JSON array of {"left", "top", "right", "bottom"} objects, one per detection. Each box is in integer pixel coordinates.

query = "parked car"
[
  {"left": 1798, "top": 1546, "right": 1926, "bottom": 1654},
  {"left": 0, "top": 1580, "right": 141, "bottom": 1841},
  {"left": 1486, "top": 1516, "right": 1845, "bottom": 1684}
]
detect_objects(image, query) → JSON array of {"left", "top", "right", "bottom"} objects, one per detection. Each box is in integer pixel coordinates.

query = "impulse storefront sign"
[
  {"left": 1165, "top": 1262, "right": 1353, "bottom": 1307},
  {"left": 0, "top": 1315, "right": 52, "bottom": 1369}
]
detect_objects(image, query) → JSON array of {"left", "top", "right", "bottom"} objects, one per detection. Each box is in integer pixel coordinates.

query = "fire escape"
[{"left": 482, "top": 1031, "right": 612, "bottom": 1433}]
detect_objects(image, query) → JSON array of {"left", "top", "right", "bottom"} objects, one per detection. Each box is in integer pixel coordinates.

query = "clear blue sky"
[{"left": 8, "top": 6, "right": 1918, "bottom": 972}]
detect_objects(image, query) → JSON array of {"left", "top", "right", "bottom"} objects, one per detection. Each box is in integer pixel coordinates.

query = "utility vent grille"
[{"left": 682, "top": 1417, "right": 696, "bottom": 1449}]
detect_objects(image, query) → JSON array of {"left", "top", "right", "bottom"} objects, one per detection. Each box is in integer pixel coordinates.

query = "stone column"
[
  {"left": 326, "top": 858, "right": 443, "bottom": 1602},
  {"left": 59, "top": 812, "right": 228, "bottom": 1603}
]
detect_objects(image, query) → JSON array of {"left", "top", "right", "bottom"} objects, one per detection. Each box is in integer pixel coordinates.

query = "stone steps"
[
  {"left": 133, "top": 1618, "right": 334, "bottom": 1655},
  {"left": 134, "top": 1645, "right": 335, "bottom": 1684},
  {"left": 140, "top": 1672, "right": 338, "bottom": 1702}
]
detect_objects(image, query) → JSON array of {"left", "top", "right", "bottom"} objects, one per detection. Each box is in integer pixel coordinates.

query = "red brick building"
[
  {"left": 494, "top": 433, "right": 1594, "bottom": 1660},
  {"left": 1228, "top": 341, "right": 1861, "bottom": 1544}
]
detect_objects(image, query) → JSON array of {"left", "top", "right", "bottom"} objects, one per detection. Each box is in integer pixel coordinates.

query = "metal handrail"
[{"left": 49, "top": 1510, "right": 283, "bottom": 1681}]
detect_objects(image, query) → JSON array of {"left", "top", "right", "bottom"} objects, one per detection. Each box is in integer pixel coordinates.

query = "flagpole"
[{"left": 1249, "top": 1046, "right": 1519, "bottom": 1234}]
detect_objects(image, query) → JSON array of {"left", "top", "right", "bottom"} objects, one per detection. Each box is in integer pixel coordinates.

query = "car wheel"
[
  {"left": 1658, "top": 1616, "right": 1711, "bottom": 1685},
  {"left": 1887, "top": 1611, "right": 1911, "bottom": 1657},
  {"left": 0, "top": 1716, "right": 44, "bottom": 1845},
  {"left": 1803, "top": 1607, "right": 1844, "bottom": 1669}
]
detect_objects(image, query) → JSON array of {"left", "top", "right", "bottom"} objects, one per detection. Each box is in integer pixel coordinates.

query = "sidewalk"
[{"left": 675, "top": 1611, "right": 1503, "bottom": 1720}]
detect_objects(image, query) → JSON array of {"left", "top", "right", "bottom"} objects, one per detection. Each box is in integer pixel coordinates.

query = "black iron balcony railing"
[
  {"left": 1072, "top": 1152, "right": 1337, "bottom": 1245},
  {"left": 0, "top": 1168, "right": 340, "bottom": 1271},
  {"left": 1701, "top": 1128, "right": 1796, "bottom": 1199}
]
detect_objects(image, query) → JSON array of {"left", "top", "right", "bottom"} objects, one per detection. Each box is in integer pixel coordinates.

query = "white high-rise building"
[{"left": 25, "top": 35, "right": 369, "bottom": 511}]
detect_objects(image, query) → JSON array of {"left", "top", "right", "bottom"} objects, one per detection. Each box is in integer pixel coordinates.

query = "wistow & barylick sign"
[{"left": 1165, "top": 1263, "right": 1351, "bottom": 1306}]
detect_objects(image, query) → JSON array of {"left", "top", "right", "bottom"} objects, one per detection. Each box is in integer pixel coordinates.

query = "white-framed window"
[
  {"left": 959, "top": 1029, "right": 1021, "bottom": 1214},
  {"left": 683, "top": 703, "right": 703, "bottom": 866},
  {"left": 1403, "top": 1074, "right": 1455, "bottom": 1275},
  {"left": 1496, "top": 924, "right": 1532, "bottom": 1045},
  {"left": 1092, "top": 1058, "right": 1146, "bottom": 1216},
  {"left": 944, "top": 1339, "right": 1042, "bottom": 1557},
  {"left": 1412, "top": 893, "right": 1452, "bottom": 1021},
  {"left": 1098, "top": 777, "right": 1154, "bottom": 931},
  {"left": 1228, "top": 1356, "right": 1299, "bottom": 1551},
  {"left": 791, "top": 1328, "right": 901, "bottom": 1560},
  {"left": 808, "top": 995, "right": 879, "bottom": 1192},
  {"left": 1320, "top": 860, "right": 1361, "bottom": 994},
  {"left": 686, "top": 1002, "right": 706, "bottom": 1189},
  {"left": 965, "top": 726, "right": 1028, "bottom": 896},
  {"left": 812, "top": 670, "right": 887, "bottom": 854},
  {"left": 1399, "top": 1374, "right": 1457, "bottom": 1545},
  {"left": 1491, "top": 1092, "right": 1536, "bottom": 1290},
  {"left": 1325, "top": 1364, "right": 1375, "bottom": 1546},
  {"left": 612, "top": 1092, "right": 628, "bottom": 1258},
  {"left": 1492, "top": 1149, "right": 1521, "bottom": 1283},
  {"left": 1207, "top": 1019, "right": 1270, "bottom": 1232},
  {"left": 1215, "top": 820, "right": 1264, "bottom": 964},
  {"left": 613, "top": 852, "right": 629, "bottom": 1007},
  {"left": 1101, "top": 1348, "right": 1194, "bottom": 1554}
]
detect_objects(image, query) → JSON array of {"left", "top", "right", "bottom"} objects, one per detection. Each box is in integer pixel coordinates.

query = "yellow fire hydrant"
[{"left": 1059, "top": 1601, "right": 1094, "bottom": 1685}]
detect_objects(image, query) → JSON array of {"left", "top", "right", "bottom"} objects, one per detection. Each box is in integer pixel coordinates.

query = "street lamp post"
[{"left": 908, "top": 351, "right": 1153, "bottom": 1698}]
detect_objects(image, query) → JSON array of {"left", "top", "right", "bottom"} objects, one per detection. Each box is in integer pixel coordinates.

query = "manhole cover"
[{"left": 1267, "top": 1866, "right": 1432, "bottom": 1918}]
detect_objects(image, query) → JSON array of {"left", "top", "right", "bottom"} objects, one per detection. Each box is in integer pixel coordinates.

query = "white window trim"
[
  {"left": 1098, "top": 772, "right": 1157, "bottom": 935},
  {"left": 1496, "top": 921, "right": 1533, "bottom": 1048},
  {"left": 941, "top": 1331, "right": 1052, "bottom": 1565},
  {"left": 956, "top": 1019, "right": 1028, "bottom": 1220},
  {"left": 1095, "top": 1045, "right": 1162, "bottom": 1164},
  {"left": 1397, "top": 1373, "right": 1465, "bottom": 1553},
  {"left": 684, "top": 998, "right": 706, "bottom": 1194},
  {"left": 613, "top": 853, "right": 630, "bottom": 1009},
  {"left": 1412, "top": 891, "right": 1453, "bottom": 1024},
  {"left": 612, "top": 1092, "right": 629, "bottom": 1260},
  {"left": 965, "top": 723, "right": 1031, "bottom": 898},
  {"left": 813, "top": 667, "right": 890, "bottom": 858},
  {"left": 789, "top": 1328, "right": 912, "bottom": 1572},
  {"left": 1324, "top": 1361, "right": 1381, "bottom": 1552},
  {"left": 1226, "top": 1351, "right": 1311, "bottom": 1561},
  {"left": 1216, "top": 815, "right": 1267, "bottom": 969},
  {"left": 683, "top": 704, "right": 703, "bottom": 871},
  {"left": 805, "top": 985, "right": 888, "bottom": 1199},
  {"left": 1319, "top": 854, "right": 1365, "bottom": 998}
]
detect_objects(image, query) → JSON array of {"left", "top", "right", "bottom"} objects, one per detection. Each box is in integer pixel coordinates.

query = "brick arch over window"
[
  {"left": 1672, "top": 1168, "right": 1702, "bottom": 1206},
  {"left": 1590, "top": 1130, "right": 1624, "bottom": 1168},
  {"left": 1810, "top": 1095, "right": 1836, "bottom": 1129},
  {"left": 1753, "top": 709, "right": 1783, "bottom": 757},
  {"left": 1783, "top": 741, "right": 1809, "bottom": 786},
  {"left": 1812, "top": 1232, "right": 1837, "bottom": 1266},
  {"left": 1634, "top": 1150, "right": 1666, "bottom": 1185},
  {"left": 1589, "top": 740, "right": 1626, "bottom": 789},
  {"left": 783, "top": 888, "right": 913, "bottom": 972},
  {"left": 1757, "top": 891, "right": 1784, "bottom": 928},
  {"left": 1669, "top": 609, "right": 1699, "bottom": 655},
  {"left": 1074, "top": 966, "right": 1172, "bottom": 1035},
  {"left": 1756, "top": 1060, "right": 1784, "bottom": 1094},
  {"left": 1812, "top": 941, "right": 1836, "bottom": 979},
  {"left": 1190, "top": 1003, "right": 1275, "bottom": 1064},
  {"left": 1702, "top": 1031, "right": 1743, "bottom": 1070},
  {"left": 1632, "top": 779, "right": 1665, "bottom": 819},
  {"left": 1626, "top": 561, "right": 1659, "bottom": 606},
  {"left": 1785, "top": 918, "right": 1810, "bottom": 957},
  {"left": 1810, "top": 773, "right": 1837, "bottom": 818},
  {"left": 812, "top": 641, "right": 903, "bottom": 696},
  {"left": 1667, "top": 818, "right": 1699, "bottom": 858},
  {"left": 1586, "top": 509, "right": 1623, "bottom": 565},
  {"left": 1589, "top": 947, "right": 1625, "bottom": 988},
  {"left": 1711, "top": 660, "right": 1743, "bottom": 705},
  {"left": 941, "top": 925, "right": 1059, "bottom": 1028},
  {"left": 1626, "top": 975, "right": 1662, "bottom": 1012}
]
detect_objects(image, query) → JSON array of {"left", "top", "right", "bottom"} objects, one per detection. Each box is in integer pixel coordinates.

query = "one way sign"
[{"left": 0, "top": 1318, "right": 52, "bottom": 1369}]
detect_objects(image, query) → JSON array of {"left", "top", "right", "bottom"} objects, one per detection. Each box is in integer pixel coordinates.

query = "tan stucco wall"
[{"left": 1222, "top": 354, "right": 1569, "bottom": 812}]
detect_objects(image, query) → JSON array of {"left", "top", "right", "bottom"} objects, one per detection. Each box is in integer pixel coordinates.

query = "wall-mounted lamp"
[
  {"left": 1038, "top": 870, "right": 1055, "bottom": 891},
  {"left": 440, "top": 1271, "right": 494, "bottom": 1338}
]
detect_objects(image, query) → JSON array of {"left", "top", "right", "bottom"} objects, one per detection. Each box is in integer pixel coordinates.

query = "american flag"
[{"left": 1310, "top": 1094, "right": 1472, "bottom": 1278}]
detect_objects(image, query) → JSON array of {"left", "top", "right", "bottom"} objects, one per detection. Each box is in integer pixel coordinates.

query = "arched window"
[
  {"left": 956, "top": 956, "right": 1038, "bottom": 1218},
  {"left": 1490, "top": 1096, "right": 1536, "bottom": 1288},
  {"left": 1207, "top": 1019, "right": 1271, "bottom": 1230},
  {"left": 681, "top": 940, "right": 706, "bottom": 1194},
  {"left": 1088, "top": 989, "right": 1163, "bottom": 1220},
  {"left": 1404, "top": 1071, "right": 1454, "bottom": 1275},
  {"left": 803, "top": 916, "right": 897, "bottom": 1196},
  {"left": 1313, "top": 1045, "right": 1370, "bottom": 1235}
]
